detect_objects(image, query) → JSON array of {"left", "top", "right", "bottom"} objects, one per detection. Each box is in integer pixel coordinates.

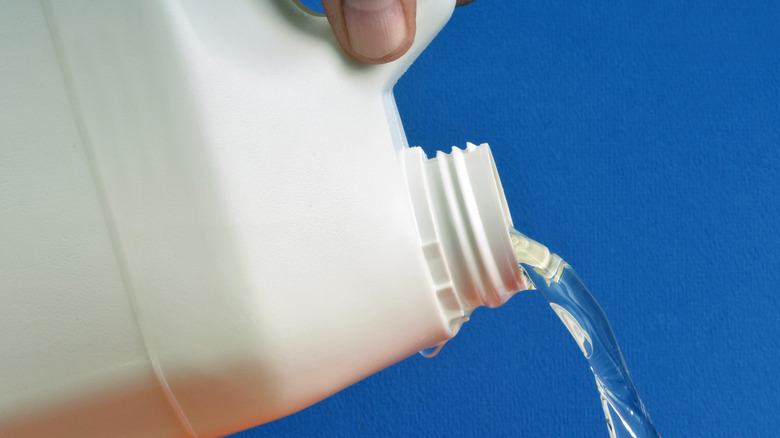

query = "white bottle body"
[{"left": 1, "top": 1, "right": 522, "bottom": 437}]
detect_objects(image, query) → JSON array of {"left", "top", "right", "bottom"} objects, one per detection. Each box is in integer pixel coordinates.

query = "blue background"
[{"left": 239, "top": 1, "right": 779, "bottom": 436}]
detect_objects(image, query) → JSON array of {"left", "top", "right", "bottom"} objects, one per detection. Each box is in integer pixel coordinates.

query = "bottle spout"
[{"left": 403, "top": 143, "right": 530, "bottom": 339}]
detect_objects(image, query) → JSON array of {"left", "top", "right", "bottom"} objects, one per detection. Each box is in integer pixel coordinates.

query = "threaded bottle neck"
[{"left": 404, "top": 143, "right": 529, "bottom": 336}]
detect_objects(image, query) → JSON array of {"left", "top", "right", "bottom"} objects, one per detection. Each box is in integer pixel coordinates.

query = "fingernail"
[{"left": 343, "top": 0, "right": 408, "bottom": 59}]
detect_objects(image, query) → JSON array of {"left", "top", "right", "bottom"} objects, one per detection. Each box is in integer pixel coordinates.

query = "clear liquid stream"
[{"left": 510, "top": 228, "right": 660, "bottom": 438}]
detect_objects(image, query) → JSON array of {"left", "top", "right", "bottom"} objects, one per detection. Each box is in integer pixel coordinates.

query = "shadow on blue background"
[{"left": 237, "top": 1, "right": 779, "bottom": 436}]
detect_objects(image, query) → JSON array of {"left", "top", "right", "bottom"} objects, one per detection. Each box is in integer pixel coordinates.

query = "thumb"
[{"left": 320, "top": 0, "right": 417, "bottom": 64}]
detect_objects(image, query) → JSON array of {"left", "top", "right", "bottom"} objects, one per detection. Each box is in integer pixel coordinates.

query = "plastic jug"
[{"left": 0, "top": 1, "right": 527, "bottom": 436}]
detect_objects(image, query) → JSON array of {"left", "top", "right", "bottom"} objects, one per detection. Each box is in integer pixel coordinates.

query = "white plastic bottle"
[{"left": 0, "top": 1, "right": 528, "bottom": 437}]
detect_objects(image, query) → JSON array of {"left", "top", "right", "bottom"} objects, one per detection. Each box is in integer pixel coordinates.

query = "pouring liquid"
[{"left": 511, "top": 229, "right": 660, "bottom": 438}]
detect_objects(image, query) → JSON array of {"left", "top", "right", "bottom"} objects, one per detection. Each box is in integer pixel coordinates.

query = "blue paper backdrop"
[{"left": 238, "top": 1, "right": 779, "bottom": 436}]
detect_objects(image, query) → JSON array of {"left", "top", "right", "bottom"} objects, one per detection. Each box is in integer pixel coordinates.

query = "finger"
[{"left": 321, "top": 0, "right": 417, "bottom": 64}]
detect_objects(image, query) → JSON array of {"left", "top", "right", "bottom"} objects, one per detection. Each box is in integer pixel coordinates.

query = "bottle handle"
[
  {"left": 378, "top": 0, "right": 456, "bottom": 85},
  {"left": 284, "top": 0, "right": 456, "bottom": 86}
]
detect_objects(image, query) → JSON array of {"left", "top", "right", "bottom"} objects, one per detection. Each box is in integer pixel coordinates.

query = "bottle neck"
[{"left": 403, "top": 143, "right": 529, "bottom": 337}]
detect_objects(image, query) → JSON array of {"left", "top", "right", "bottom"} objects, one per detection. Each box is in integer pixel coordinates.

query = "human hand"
[{"left": 320, "top": 0, "right": 477, "bottom": 64}]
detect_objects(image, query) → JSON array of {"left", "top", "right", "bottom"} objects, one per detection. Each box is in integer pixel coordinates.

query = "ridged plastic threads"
[{"left": 404, "top": 143, "right": 526, "bottom": 338}]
